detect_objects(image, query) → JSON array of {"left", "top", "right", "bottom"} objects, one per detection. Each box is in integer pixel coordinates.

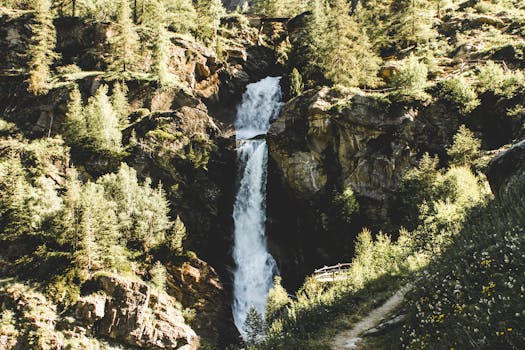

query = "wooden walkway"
[{"left": 313, "top": 263, "right": 353, "bottom": 282}]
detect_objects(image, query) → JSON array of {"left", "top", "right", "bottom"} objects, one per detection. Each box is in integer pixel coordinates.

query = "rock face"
[
  {"left": 486, "top": 140, "right": 525, "bottom": 194},
  {"left": 267, "top": 88, "right": 462, "bottom": 287},
  {"left": 168, "top": 256, "right": 239, "bottom": 348},
  {"left": 0, "top": 276, "right": 199, "bottom": 350},
  {"left": 89, "top": 274, "right": 198, "bottom": 349}
]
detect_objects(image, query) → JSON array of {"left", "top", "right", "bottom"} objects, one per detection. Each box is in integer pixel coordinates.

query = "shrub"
[
  {"left": 447, "top": 125, "right": 483, "bottom": 168},
  {"left": 390, "top": 54, "right": 428, "bottom": 97},
  {"left": 477, "top": 61, "right": 525, "bottom": 97},
  {"left": 333, "top": 187, "right": 359, "bottom": 223},
  {"left": 439, "top": 76, "right": 480, "bottom": 114}
]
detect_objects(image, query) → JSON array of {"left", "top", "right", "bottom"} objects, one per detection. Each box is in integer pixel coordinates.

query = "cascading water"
[{"left": 232, "top": 76, "right": 282, "bottom": 336}]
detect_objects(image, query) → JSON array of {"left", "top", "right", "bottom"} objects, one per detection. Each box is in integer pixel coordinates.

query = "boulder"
[{"left": 486, "top": 139, "right": 525, "bottom": 194}]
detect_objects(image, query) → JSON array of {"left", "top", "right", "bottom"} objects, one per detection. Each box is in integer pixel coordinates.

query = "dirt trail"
[{"left": 331, "top": 285, "right": 411, "bottom": 350}]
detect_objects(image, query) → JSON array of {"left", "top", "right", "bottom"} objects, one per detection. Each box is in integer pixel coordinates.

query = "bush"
[
  {"left": 390, "top": 54, "right": 428, "bottom": 97},
  {"left": 477, "top": 61, "right": 525, "bottom": 97},
  {"left": 333, "top": 187, "right": 359, "bottom": 224},
  {"left": 447, "top": 125, "right": 483, "bottom": 168},
  {"left": 438, "top": 76, "right": 480, "bottom": 114}
]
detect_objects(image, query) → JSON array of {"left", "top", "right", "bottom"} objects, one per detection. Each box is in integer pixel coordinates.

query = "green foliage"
[
  {"left": 476, "top": 61, "right": 525, "bottom": 97},
  {"left": 97, "top": 163, "right": 171, "bottom": 251},
  {"left": 399, "top": 152, "right": 440, "bottom": 226},
  {"left": 111, "top": 82, "right": 130, "bottom": 127},
  {"left": 402, "top": 181, "right": 525, "bottom": 349},
  {"left": 163, "top": 0, "right": 197, "bottom": 34},
  {"left": 265, "top": 276, "right": 290, "bottom": 324},
  {"left": 108, "top": 0, "right": 140, "bottom": 74},
  {"left": 84, "top": 85, "right": 122, "bottom": 152},
  {"left": 149, "top": 261, "right": 167, "bottom": 291},
  {"left": 333, "top": 187, "right": 359, "bottom": 223},
  {"left": 169, "top": 215, "right": 187, "bottom": 255},
  {"left": 152, "top": 23, "right": 179, "bottom": 88},
  {"left": 389, "top": 0, "right": 437, "bottom": 49},
  {"left": 27, "top": 0, "right": 58, "bottom": 95},
  {"left": 195, "top": 0, "right": 225, "bottom": 43},
  {"left": 64, "top": 84, "right": 123, "bottom": 153},
  {"left": 289, "top": 68, "right": 304, "bottom": 97},
  {"left": 390, "top": 54, "right": 429, "bottom": 97},
  {"left": 323, "top": 0, "right": 381, "bottom": 88},
  {"left": 244, "top": 306, "right": 265, "bottom": 347},
  {"left": 447, "top": 125, "right": 482, "bottom": 168},
  {"left": 439, "top": 76, "right": 480, "bottom": 115}
]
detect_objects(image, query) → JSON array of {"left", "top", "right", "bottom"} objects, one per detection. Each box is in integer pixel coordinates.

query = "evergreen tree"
[
  {"left": 289, "top": 67, "right": 304, "bottom": 97},
  {"left": 63, "top": 85, "right": 86, "bottom": 146},
  {"left": 195, "top": 0, "right": 225, "bottom": 43},
  {"left": 79, "top": 182, "right": 123, "bottom": 272},
  {"left": 244, "top": 306, "right": 265, "bottom": 346},
  {"left": 265, "top": 276, "right": 290, "bottom": 323},
  {"left": 390, "top": 0, "right": 436, "bottom": 48},
  {"left": 391, "top": 53, "right": 428, "bottom": 96},
  {"left": 27, "top": 0, "right": 57, "bottom": 95},
  {"left": 323, "top": 0, "right": 380, "bottom": 87},
  {"left": 152, "top": 23, "right": 174, "bottom": 87},
  {"left": 447, "top": 125, "right": 482, "bottom": 168},
  {"left": 165, "top": 0, "right": 197, "bottom": 34},
  {"left": 111, "top": 82, "right": 130, "bottom": 127},
  {"left": 150, "top": 261, "right": 167, "bottom": 291},
  {"left": 84, "top": 85, "right": 122, "bottom": 152},
  {"left": 295, "top": 0, "right": 328, "bottom": 85},
  {"left": 98, "top": 163, "right": 171, "bottom": 251},
  {"left": 60, "top": 168, "right": 83, "bottom": 248},
  {"left": 169, "top": 215, "right": 186, "bottom": 255},
  {"left": 109, "top": 0, "right": 140, "bottom": 74}
]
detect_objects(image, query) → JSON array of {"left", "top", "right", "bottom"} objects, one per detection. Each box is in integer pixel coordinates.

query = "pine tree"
[
  {"left": 109, "top": 0, "right": 140, "bottom": 74},
  {"left": 152, "top": 23, "right": 174, "bottom": 87},
  {"left": 195, "top": 0, "right": 225, "bottom": 43},
  {"left": 323, "top": 0, "right": 381, "bottom": 87},
  {"left": 63, "top": 85, "right": 86, "bottom": 146},
  {"left": 84, "top": 85, "right": 122, "bottom": 152},
  {"left": 58, "top": 168, "right": 83, "bottom": 247},
  {"left": 244, "top": 306, "right": 265, "bottom": 346},
  {"left": 165, "top": 0, "right": 197, "bottom": 34},
  {"left": 447, "top": 125, "right": 482, "bottom": 167},
  {"left": 289, "top": 67, "right": 303, "bottom": 97},
  {"left": 390, "top": 0, "right": 436, "bottom": 48},
  {"left": 79, "top": 182, "right": 122, "bottom": 272},
  {"left": 265, "top": 276, "right": 290, "bottom": 323},
  {"left": 27, "top": 0, "right": 58, "bottom": 95},
  {"left": 150, "top": 261, "right": 167, "bottom": 291},
  {"left": 111, "top": 82, "right": 130, "bottom": 127},
  {"left": 301, "top": 0, "right": 328, "bottom": 82},
  {"left": 169, "top": 215, "right": 186, "bottom": 255},
  {"left": 97, "top": 164, "right": 171, "bottom": 251}
]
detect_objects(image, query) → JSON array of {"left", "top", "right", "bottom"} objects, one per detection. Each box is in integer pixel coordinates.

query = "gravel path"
[{"left": 331, "top": 285, "right": 411, "bottom": 350}]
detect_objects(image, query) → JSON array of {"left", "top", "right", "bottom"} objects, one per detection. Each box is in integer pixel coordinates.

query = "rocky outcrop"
[
  {"left": 486, "top": 140, "right": 525, "bottom": 194},
  {"left": 0, "top": 276, "right": 199, "bottom": 350},
  {"left": 86, "top": 274, "right": 198, "bottom": 349},
  {"left": 168, "top": 256, "right": 239, "bottom": 348},
  {"left": 267, "top": 88, "right": 462, "bottom": 287}
]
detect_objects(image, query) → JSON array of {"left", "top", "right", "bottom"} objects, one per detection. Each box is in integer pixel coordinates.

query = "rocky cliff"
[{"left": 0, "top": 9, "right": 286, "bottom": 348}]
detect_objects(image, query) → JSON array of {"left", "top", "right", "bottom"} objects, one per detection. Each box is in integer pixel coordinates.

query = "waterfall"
[{"left": 232, "top": 76, "right": 282, "bottom": 336}]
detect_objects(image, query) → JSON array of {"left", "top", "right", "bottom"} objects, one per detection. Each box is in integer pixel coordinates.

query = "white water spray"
[{"left": 232, "top": 76, "right": 282, "bottom": 336}]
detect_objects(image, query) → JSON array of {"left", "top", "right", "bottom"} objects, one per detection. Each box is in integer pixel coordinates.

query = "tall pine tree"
[
  {"left": 27, "top": 0, "right": 57, "bottom": 95},
  {"left": 323, "top": 0, "right": 380, "bottom": 87},
  {"left": 108, "top": 0, "right": 140, "bottom": 74}
]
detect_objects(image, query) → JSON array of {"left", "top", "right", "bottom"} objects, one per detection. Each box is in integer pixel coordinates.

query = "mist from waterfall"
[{"left": 232, "top": 76, "right": 282, "bottom": 336}]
